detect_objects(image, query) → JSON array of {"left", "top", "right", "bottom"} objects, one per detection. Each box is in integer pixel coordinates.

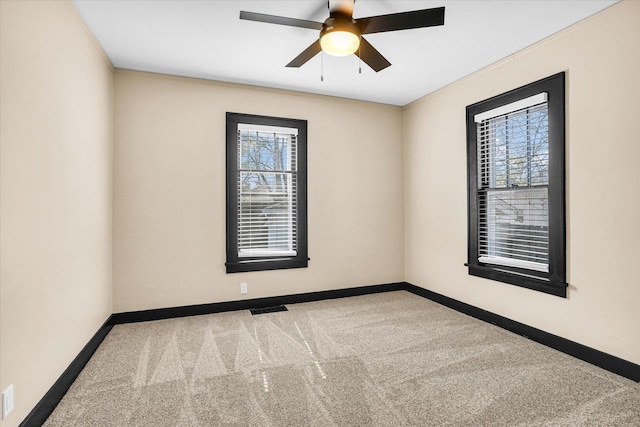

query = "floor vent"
[{"left": 250, "top": 305, "right": 288, "bottom": 315}]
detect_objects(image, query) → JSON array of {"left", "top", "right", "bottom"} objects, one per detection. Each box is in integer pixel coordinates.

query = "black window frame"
[
  {"left": 466, "top": 72, "right": 567, "bottom": 297},
  {"left": 226, "top": 112, "right": 308, "bottom": 273}
]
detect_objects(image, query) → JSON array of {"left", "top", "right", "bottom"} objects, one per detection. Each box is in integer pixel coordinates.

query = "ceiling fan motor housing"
[{"left": 322, "top": 11, "right": 359, "bottom": 35}]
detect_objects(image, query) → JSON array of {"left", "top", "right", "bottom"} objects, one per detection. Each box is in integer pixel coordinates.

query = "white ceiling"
[{"left": 71, "top": 0, "right": 618, "bottom": 106}]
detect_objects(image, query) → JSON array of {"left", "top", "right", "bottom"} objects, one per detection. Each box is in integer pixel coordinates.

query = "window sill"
[
  {"left": 466, "top": 263, "right": 567, "bottom": 298},
  {"left": 226, "top": 257, "right": 308, "bottom": 273}
]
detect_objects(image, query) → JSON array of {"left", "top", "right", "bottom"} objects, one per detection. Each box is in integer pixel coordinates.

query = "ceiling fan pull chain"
[
  {"left": 358, "top": 37, "right": 362, "bottom": 74},
  {"left": 321, "top": 52, "right": 324, "bottom": 82}
]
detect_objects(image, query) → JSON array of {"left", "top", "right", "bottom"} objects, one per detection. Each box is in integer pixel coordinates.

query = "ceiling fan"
[{"left": 239, "top": 1, "right": 445, "bottom": 72}]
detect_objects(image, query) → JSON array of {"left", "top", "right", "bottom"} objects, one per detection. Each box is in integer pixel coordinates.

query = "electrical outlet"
[
  {"left": 240, "top": 282, "right": 248, "bottom": 294},
  {"left": 2, "top": 384, "right": 14, "bottom": 419}
]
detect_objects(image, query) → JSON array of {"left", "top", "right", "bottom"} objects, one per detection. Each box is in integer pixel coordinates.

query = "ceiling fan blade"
[
  {"left": 357, "top": 7, "right": 445, "bottom": 34},
  {"left": 355, "top": 37, "right": 391, "bottom": 72},
  {"left": 286, "top": 40, "right": 322, "bottom": 68},
  {"left": 240, "top": 11, "right": 323, "bottom": 31}
]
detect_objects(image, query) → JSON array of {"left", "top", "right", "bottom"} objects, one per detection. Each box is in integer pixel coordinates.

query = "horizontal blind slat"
[
  {"left": 237, "top": 127, "right": 297, "bottom": 257},
  {"left": 476, "top": 102, "right": 550, "bottom": 270}
]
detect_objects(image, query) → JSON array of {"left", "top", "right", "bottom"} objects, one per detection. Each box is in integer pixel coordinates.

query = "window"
[
  {"left": 226, "top": 113, "right": 308, "bottom": 273},
  {"left": 466, "top": 73, "right": 567, "bottom": 297}
]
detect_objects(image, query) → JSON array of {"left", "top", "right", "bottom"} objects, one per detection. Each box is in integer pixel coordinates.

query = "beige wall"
[
  {"left": 113, "top": 71, "right": 404, "bottom": 312},
  {"left": 404, "top": 0, "right": 640, "bottom": 364},
  {"left": 0, "top": 1, "right": 113, "bottom": 426}
]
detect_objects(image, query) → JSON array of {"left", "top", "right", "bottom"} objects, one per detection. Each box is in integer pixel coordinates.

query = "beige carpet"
[{"left": 45, "top": 291, "right": 640, "bottom": 426}]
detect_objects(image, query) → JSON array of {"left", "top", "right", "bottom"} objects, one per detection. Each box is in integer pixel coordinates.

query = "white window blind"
[
  {"left": 476, "top": 95, "right": 549, "bottom": 272},
  {"left": 237, "top": 125, "right": 297, "bottom": 258}
]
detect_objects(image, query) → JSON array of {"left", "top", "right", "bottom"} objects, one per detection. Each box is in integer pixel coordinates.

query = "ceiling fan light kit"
[
  {"left": 319, "top": 14, "right": 360, "bottom": 57},
  {"left": 240, "top": 2, "right": 445, "bottom": 72}
]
